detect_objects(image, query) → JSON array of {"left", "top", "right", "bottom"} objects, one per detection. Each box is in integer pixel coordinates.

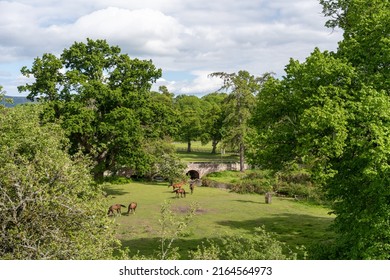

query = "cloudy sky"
[{"left": 0, "top": 0, "right": 342, "bottom": 97}]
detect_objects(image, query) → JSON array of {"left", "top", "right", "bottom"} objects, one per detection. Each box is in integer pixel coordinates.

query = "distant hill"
[{"left": 1, "top": 96, "right": 32, "bottom": 107}]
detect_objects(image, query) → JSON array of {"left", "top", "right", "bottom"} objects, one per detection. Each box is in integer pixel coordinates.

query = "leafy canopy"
[
  {"left": 248, "top": 0, "right": 390, "bottom": 259},
  {"left": 18, "top": 39, "right": 178, "bottom": 178},
  {"left": 0, "top": 104, "right": 119, "bottom": 259}
]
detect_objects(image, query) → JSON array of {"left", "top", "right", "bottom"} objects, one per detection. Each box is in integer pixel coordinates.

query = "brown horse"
[
  {"left": 169, "top": 181, "right": 186, "bottom": 190},
  {"left": 173, "top": 188, "right": 186, "bottom": 198},
  {"left": 127, "top": 202, "right": 137, "bottom": 215},
  {"left": 189, "top": 181, "right": 195, "bottom": 194},
  {"left": 108, "top": 204, "right": 126, "bottom": 216}
]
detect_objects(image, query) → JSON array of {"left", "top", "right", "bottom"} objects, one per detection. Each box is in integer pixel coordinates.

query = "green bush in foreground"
[
  {"left": 0, "top": 105, "right": 119, "bottom": 259},
  {"left": 191, "top": 227, "right": 300, "bottom": 260}
]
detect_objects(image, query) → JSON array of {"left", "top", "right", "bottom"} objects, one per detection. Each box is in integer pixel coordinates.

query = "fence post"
[{"left": 265, "top": 192, "right": 272, "bottom": 204}]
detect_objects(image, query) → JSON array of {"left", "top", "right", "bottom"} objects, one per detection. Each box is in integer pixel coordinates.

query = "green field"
[
  {"left": 104, "top": 181, "right": 335, "bottom": 259},
  {"left": 174, "top": 141, "right": 239, "bottom": 163}
]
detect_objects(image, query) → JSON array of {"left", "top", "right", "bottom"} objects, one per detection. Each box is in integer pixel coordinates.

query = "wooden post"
[{"left": 265, "top": 192, "right": 272, "bottom": 204}]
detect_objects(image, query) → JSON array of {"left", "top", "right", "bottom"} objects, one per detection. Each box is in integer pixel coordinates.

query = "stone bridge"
[{"left": 185, "top": 162, "right": 249, "bottom": 179}]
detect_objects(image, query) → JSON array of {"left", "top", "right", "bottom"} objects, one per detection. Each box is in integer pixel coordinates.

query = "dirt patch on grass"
[{"left": 173, "top": 206, "right": 208, "bottom": 214}]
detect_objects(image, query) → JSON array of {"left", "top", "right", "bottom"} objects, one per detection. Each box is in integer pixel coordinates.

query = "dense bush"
[
  {"left": 190, "top": 227, "right": 300, "bottom": 260},
  {"left": 230, "top": 170, "right": 275, "bottom": 194},
  {"left": 274, "top": 164, "right": 325, "bottom": 203},
  {"left": 204, "top": 168, "right": 325, "bottom": 203},
  {"left": 0, "top": 105, "right": 120, "bottom": 259}
]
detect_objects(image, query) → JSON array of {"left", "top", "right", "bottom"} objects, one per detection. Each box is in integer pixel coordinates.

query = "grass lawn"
[
  {"left": 104, "top": 181, "right": 335, "bottom": 259},
  {"left": 174, "top": 141, "right": 239, "bottom": 163},
  {"left": 176, "top": 151, "right": 239, "bottom": 163}
]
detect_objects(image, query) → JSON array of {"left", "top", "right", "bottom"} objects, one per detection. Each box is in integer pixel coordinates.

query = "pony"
[
  {"left": 108, "top": 204, "right": 126, "bottom": 216},
  {"left": 173, "top": 188, "right": 186, "bottom": 198},
  {"left": 127, "top": 202, "right": 137, "bottom": 215},
  {"left": 189, "top": 181, "right": 195, "bottom": 194},
  {"left": 169, "top": 181, "right": 186, "bottom": 190}
]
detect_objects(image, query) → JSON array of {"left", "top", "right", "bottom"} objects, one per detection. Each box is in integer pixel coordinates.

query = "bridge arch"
[{"left": 186, "top": 170, "right": 200, "bottom": 179}]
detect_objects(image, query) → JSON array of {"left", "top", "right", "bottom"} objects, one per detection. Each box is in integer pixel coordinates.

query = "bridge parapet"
[{"left": 185, "top": 162, "right": 249, "bottom": 178}]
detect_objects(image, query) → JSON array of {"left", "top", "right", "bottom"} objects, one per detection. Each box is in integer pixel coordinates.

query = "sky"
[{"left": 0, "top": 0, "right": 343, "bottom": 97}]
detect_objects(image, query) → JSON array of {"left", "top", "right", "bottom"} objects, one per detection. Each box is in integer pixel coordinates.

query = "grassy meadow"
[
  {"left": 174, "top": 141, "right": 239, "bottom": 163},
  {"left": 104, "top": 180, "right": 335, "bottom": 259}
]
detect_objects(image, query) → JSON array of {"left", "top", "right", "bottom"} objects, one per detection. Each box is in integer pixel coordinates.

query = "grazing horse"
[
  {"left": 173, "top": 188, "right": 186, "bottom": 198},
  {"left": 127, "top": 202, "right": 137, "bottom": 215},
  {"left": 108, "top": 204, "right": 126, "bottom": 216},
  {"left": 169, "top": 181, "right": 186, "bottom": 190},
  {"left": 189, "top": 181, "right": 195, "bottom": 194}
]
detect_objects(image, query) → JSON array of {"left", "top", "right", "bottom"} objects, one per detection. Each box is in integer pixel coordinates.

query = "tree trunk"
[
  {"left": 187, "top": 140, "right": 191, "bottom": 152},
  {"left": 211, "top": 139, "right": 218, "bottom": 154},
  {"left": 239, "top": 142, "right": 245, "bottom": 172}
]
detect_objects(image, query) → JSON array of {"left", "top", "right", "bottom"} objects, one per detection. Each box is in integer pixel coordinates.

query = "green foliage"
[
  {"left": 0, "top": 86, "right": 13, "bottom": 108},
  {"left": 205, "top": 168, "right": 323, "bottom": 202},
  {"left": 210, "top": 71, "right": 270, "bottom": 171},
  {"left": 191, "top": 227, "right": 299, "bottom": 260},
  {"left": 0, "top": 105, "right": 119, "bottom": 259},
  {"left": 143, "top": 138, "right": 187, "bottom": 183},
  {"left": 320, "top": 0, "right": 390, "bottom": 90},
  {"left": 18, "top": 39, "right": 175, "bottom": 179},
  {"left": 229, "top": 170, "right": 275, "bottom": 194},
  {"left": 272, "top": 163, "right": 324, "bottom": 202},
  {"left": 248, "top": 48, "right": 356, "bottom": 178},
  {"left": 174, "top": 95, "right": 205, "bottom": 152},
  {"left": 248, "top": 1, "right": 390, "bottom": 259},
  {"left": 157, "top": 200, "right": 199, "bottom": 260},
  {"left": 200, "top": 92, "right": 227, "bottom": 153}
]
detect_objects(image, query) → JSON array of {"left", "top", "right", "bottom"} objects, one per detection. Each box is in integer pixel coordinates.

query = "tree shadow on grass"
[
  {"left": 233, "top": 199, "right": 263, "bottom": 205},
  {"left": 103, "top": 186, "right": 130, "bottom": 197},
  {"left": 216, "top": 213, "right": 335, "bottom": 248},
  {"left": 117, "top": 213, "right": 336, "bottom": 260}
]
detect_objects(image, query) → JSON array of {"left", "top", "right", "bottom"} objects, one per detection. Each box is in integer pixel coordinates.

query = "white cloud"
[
  {"left": 0, "top": 0, "right": 343, "bottom": 96},
  {"left": 51, "top": 8, "right": 185, "bottom": 56},
  {"left": 155, "top": 70, "right": 224, "bottom": 96}
]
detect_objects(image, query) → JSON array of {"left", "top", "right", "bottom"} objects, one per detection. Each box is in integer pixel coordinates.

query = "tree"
[
  {"left": 18, "top": 39, "right": 165, "bottom": 179},
  {"left": 248, "top": 30, "right": 390, "bottom": 259},
  {"left": 248, "top": 49, "right": 353, "bottom": 178},
  {"left": 320, "top": 0, "right": 390, "bottom": 90},
  {"left": 0, "top": 85, "right": 13, "bottom": 108},
  {"left": 142, "top": 138, "right": 186, "bottom": 183},
  {"left": 0, "top": 105, "right": 119, "bottom": 259},
  {"left": 174, "top": 94, "right": 204, "bottom": 152},
  {"left": 200, "top": 92, "right": 227, "bottom": 154},
  {"left": 210, "top": 71, "right": 269, "bottom": 171}
]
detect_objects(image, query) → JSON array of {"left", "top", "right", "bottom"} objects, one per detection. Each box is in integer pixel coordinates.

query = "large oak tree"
[{"left": 18, "top": 39, "right": 176, "bottom": 179}]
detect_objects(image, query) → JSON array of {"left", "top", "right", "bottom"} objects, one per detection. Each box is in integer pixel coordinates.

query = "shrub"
[
  {"left": 0, "top": 105, "right": 119, "bottom": 259},
  {"left": 190, "top": 227, "right": 300, "bottom": 260}
]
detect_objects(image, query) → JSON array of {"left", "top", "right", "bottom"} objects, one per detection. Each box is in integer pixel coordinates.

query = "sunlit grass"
[
  {"left": 104, "top": 181, "right": 335, "bottom": 259},
  {"left": 174, "top": 141, "right": 239, "bottom": 163}
]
